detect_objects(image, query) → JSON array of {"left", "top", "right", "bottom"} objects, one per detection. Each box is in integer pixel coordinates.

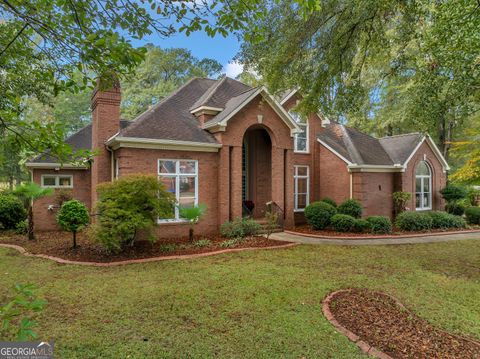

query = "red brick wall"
[
  {"left": 401, "top": 140, "right": 447, "bottom": 211},
  {"left": 318, "top": 145, "right": 351, "bottom": 206},
  {"left": 352, "top": 172, "right": 394, "bottom": 218},
  {"left": 32, "top": 169, "right": 91, "bottom": 231},
  {"left": 116, "top": 147, "right": 219, "bottom": 237}
]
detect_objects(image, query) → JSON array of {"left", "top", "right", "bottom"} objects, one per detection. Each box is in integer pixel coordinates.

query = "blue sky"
[{"left": 133, "top": 30, "right": 243, "bottom": 78}]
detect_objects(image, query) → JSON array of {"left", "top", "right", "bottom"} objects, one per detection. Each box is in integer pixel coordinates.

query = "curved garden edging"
[
  {"left": 0, "top": 242, "right": 298, "bottom": 267},
  {"left": 285, "top": 228, "right": 480, "bottom": 240},
  {"left": 322, "top": 289, "right": 480, "bottom": 359}
]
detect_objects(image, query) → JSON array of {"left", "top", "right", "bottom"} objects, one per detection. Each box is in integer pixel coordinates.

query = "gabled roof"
[
  {"left": 190, "top": 77, "right": 251, "bottom": 111},
  {"left": 379, "top": 133, "right": 424, "bottom": 165}
]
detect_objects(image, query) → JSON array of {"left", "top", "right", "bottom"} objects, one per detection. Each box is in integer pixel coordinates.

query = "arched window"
[
  {"left": 289, "top": 111, "right": 309, "bottom": 153},
  {"left": 415, "top": 161, "right": 432, "bottom": 210}
]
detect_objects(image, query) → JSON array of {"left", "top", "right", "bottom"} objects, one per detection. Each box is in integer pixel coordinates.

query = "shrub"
[
  {"left": 15, "top": 220, "right": 28, "bottom": 235},
  {"left": 331, "top": 214, "right": 355, "bottom": 232},
  {"left": 263, "top": 210, "right": 279, "bottom": 239},
  {"left": 91, "top": 175, "right": 174, "bottom": 253},
  {"left": 320, "top": 197, "right": 337, "bottom": 207},
  {"left": 57, "top": 200, "right": 90, "bottom": 249},
  {"left": 220, "top": 238, "right": 240, "bottom": 248},
  {"left": 440, "top": 185, "right": 468, "bottom": 202},
  {"left": 158, "top": 243, "right": 178, "bottom": 253},
  {"left": 0, "top": 193, "right": 26, "bottom": 230},
  {"left": 465, "top": 206, "right": 480, "bottom": 225},
  {"left": 467, "top": 187, "right": 480, "bottom": 206},
  {"left": 337, "top": 199, "right": 362, "bottom": 218},
  {"left": 393, "top": 191, "right": 412, "bottom": 215},
  {"left": 445, "top": 201, "right": 466, "bottom": 216},
  {"left": 220, "top": 217, "right": 260, "bottom": 239},
  {"left": 366, "top": 216, "right": 392, "bottom": 234},
  {"left": 427, "top": 211, "right": 466, "bottom": 229},
  {"left": 179, "top": 204, "right": 207, "bottom": 242},
  {"left": 352, "top": 219, "right": 371, "bottom": 233},
  {"left": 395, "top": 212, "right": 433, "bottom": 232},
  {"left": 304, "top": 201, "right": 337, "bottom": 230},
  {"left": 193, "top": 239, "right": 211, "bottom": 248}
]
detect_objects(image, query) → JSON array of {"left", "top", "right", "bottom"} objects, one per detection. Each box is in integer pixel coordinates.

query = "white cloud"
[{"left": 224, "top": 61, "right": 244, "bottom": 79}]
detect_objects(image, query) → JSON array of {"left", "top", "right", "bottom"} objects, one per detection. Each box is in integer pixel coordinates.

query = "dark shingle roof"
[
  {"left": 318, "top": 124, "right": 423, "bottom": 166},
  {"left": 379, "top": 133, "right": 424, "bottom": 165},
  {"left": 190, "top": 77, "right": 251, "bottom": 110},
  {"left": 32, "top": 120, "right": 131, "bottom": 163}
]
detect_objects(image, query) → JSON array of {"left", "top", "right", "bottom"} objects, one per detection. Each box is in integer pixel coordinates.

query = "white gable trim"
[
  {"left": 403, "top": 135, "right": 450, "bottom": 172},
  {"left": 203, "top": 87, "right": 302, "bottom": 136},
  {"left": 317, "top": 138, "right": 353, "bottom": 166},
  {"left": 280, "top": 89, "right": 298, "bottom": 105}
]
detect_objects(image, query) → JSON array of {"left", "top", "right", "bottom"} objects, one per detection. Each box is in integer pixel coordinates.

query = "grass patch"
[{"left": 0, "top": 239, "right": 479, "bottom": 358}]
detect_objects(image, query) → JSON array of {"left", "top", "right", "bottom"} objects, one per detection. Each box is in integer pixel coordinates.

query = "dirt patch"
[
  {"left": 294, "top": 224, "right": 478, "bottom": 238},
  {"left": 0, "top": 231, "right": 290, "bottom": 263},
  {"left": 326, "top": 289, "right": 480, "bottom": 358}
]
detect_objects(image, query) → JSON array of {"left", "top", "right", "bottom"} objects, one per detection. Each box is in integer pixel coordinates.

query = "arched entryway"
[{"left": 242, "top": 126, "right": 272, "bottom": 218}]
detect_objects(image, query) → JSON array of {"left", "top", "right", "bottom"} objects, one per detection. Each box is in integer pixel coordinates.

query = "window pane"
[
  {"left": 415, "top": 161, "right": 430, "bottom": 176},
  {"left": 296, "top": 166, "right": 308, "bottom": 176},
  {"left": 423, "top": 193, "right": 430, "bottom": 208},
  {"left": 415, "top": 178, "right": 422, "bottom": 192},
  {"left": 297, "top": 194, "right": 307, "bottom": 209},
  {"left": 43, "top": 177, "right": 56, "bottom": 186},
  {"left": 423, "top": 179, "right": 430, "bottom": 192},
  {"left": 58, "top": 176, "right": 71, "bottom": 187},
  {"left": 159, "top": 176, "right": 176, "bottom": 195},
  {"left": 297, "top": 177, "right": 308, "bottom": 193},
  {"left": 415, "top": 193, "right": 421, "bottom": 208},
  {"left": 179, "top": 177, "right": 196, "bottom": 197},
  {"left": 179, "top": 197, "right": 195, "bottom": 207},
  {"left": 179, "top": 160, "right": 196, "bottom": 174},
  {"left": 159, "top": 160, "right": 176, "bottom": 174},
  {"left": 296, "top": 137, "right": 307, "bottom": 151}
]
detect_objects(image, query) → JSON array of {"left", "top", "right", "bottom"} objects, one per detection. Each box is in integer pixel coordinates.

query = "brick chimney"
[{"left": 90, "top": 79, "right": 121, "bottom": 208}]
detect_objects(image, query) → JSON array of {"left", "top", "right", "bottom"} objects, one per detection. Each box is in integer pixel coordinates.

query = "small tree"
[
  {"left": 14, "top": 183, "right": 53, "bottom": 240},
  {"left": 392, "top": 191, "right": 412, "bottom": 217},
  {"left": 57, "top": 200, "right": 90, "bottom": 249},
  {"left": 179, "top": 204, "right": 207, "bottom": 242}
]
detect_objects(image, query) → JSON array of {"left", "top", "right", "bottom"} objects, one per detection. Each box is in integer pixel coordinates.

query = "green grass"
[{"left": 1, "top": 240, "right": 480, "bottom": 358}]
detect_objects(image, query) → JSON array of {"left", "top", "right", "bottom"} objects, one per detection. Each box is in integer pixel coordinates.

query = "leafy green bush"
[
  {"left": 337, "top": 199, "right": 362, "bottom": 218},
  {"left": 193, "top": 239, "right": 211, "bottom": 248},
  {"left": 320, "top": 197, "right": 337, "bottom": 207},
  {"left": 467, "top": 187, "right": 480, "bottom": 206},
  {"left": 158, "top": 243, "right": 178, "bottom": 253},
  {"left": 331, "top": 214, "right": 355, "bottom": 232},
  {"left": 90, "top": 175, "right": 174, "bottom": 253},
  {"left": 57, "top": 200, "right": 90, "bottom": 248},
  {"left": 304, "top": 201, "right": 337, "bottom": 230},
  {"left": 426, "top": 211, "right": 466, "bottom": 229},
  {"left": 15, "top": 220, "right": 28, "bottom": 235},
  {"left": 0, "top": 193, "right": 26, "bottom": 230},
  {"left": 395, "top": 212, "right": 433, "bottom": 232},
  {"left": 440, "top": 185, "right": 468, "bottom": 202},
  {"left": 220, "top": 238, "right": 240, "bottom": 248},
  {"left": 393, "top": 191, "right": 411, "bottom": 215},
  {"left": 220, "top": 217, "right": 261, "bottom": 239},
  {"left": 366, "top": 216, "right": 392, "bottom": 234},
  {"left": 445, "top": 201, "right": 466, "bottom": 216},
  {"left": 465, "top": 206, "right": 480, "bottom": 225},
  {"left": 352, "top": 219, "right": 371, "bottom": 233}
]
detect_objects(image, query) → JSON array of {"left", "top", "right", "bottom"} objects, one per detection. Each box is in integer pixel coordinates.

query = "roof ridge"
[
  {"left": 340, "top": 125, "right": 364, "bottom": 165},
  {"left": 189, "top": 77, "right": 226, "bottom": 110},
  {"left": 380, "top": 132, "right": 422, "bottom": 139}
]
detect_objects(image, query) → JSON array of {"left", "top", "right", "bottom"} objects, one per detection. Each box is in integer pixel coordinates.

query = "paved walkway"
[{"left": 270, "top": 231, "right": 480, "bottom": 246}]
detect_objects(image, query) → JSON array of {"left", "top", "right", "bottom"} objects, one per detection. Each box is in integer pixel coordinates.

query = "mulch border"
[
  {"left": 286, "top": 228, "right": 480, "bottom": 240},
  {"left": 0, "top": 242, "right": 298, "bottom": 267},
  {"left": 322, "top": 289, "right": 480, "bottom": 359}
]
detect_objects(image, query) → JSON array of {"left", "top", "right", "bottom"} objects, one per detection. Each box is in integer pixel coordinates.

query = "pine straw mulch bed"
[
  {"left": 0, "top": 231, "right": 290, "bottom": 263},
  {"left": 326, "top": 289, "right": 480, "bottom": 358},
  {"left": 293, "top": 224, "right": 479, "bottom": 238}
]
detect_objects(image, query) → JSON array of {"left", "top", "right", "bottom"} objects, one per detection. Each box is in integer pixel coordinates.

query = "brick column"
[
  {"left": 218, "top": 146, "right": 230, "bottom": 224},
  {"left": 271, "top": 146, "right": 285, "bottom": 210},
  {"left": 230, "top": 145, "right": 243, "bottom": 219},
  {"left": 284, "top": 149, "right": 295, "bottom": 228}
]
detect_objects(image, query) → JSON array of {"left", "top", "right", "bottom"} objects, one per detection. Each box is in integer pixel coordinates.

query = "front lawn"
[{"left": 1, "top": 239, "right": 479, "bottom": 358}]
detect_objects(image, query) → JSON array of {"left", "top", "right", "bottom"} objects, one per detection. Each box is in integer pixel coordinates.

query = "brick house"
[{"left": 26, "top": 77, "right": 449, "bottom": 236}]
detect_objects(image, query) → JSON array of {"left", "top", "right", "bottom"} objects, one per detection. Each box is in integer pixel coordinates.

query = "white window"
[
  {"left": 415, "top": 161, "right": 432, "bottom": 210},
  {"left": 114, "top": 158, "right": 119, "bottom": 179},
  {"left": 41, "top": 175, "right": 73, "bottom": 188},
  {"left": 294, "top": 165, "right": 309, "bottom": 212},
  {"left": 158, "top": 159, "right": 198, "bottom": 222},
  {"left": 290, "top": 111, "right": 309, "bottom": 153}
]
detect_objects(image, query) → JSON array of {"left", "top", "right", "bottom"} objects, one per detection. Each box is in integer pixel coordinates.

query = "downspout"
[
  {"left": 106, "top": 145, "right": 114, "bottom": 181},
  {"left": 349, "top": 172, "right": 353, "bottom": 199}
]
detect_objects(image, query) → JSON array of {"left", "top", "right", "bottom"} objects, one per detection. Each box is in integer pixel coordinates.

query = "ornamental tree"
[
  {"left": 179, "top": 204, "right": 207, "bottom": 242},
  {"left": 57, "top": 200, "right": 90, "bottom": 249}
]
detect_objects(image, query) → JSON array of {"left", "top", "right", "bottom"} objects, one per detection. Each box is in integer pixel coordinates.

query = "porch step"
[{"left": 254, "top": 218, "right": 283, "bottom": 234}]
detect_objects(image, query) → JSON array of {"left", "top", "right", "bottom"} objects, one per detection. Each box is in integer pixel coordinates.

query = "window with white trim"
[
  {"left": 294, "top": 165, "right": 309, "bottom": 211},
  {"left": 415, "top": 161, "right": 432, "bottom": 210},
  {"left": 158, "top": 159, "right": 198, "bottom": 222},
  {"left": 41, "top": 175, "right": 73, "bottom": 188},
  {"left": 290, "top": 111, "right": 309, "bottom": 153}
]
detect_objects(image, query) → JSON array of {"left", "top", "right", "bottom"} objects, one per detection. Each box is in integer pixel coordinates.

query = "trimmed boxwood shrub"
[
  {"left": 366, "top": 216, "right": 392, "bottom": 234},
  {"left": 320, "top": 197, "right": 337, "bottom": 208},
  {"left": 395, "top": 212, "right": 433, "bottom": 232},
  {"left": 337, "top": 199, "right": 362, "bottom": 218},
  {"left": 331, "top": 214, "right": 355, "bottom": 232},
  {"left": 445, "top": 201, "right": 466, "bottom": 216},
  {"left": 426, "top": 211, "right": 466, "bottom": 229},
  {"left": 304, "top": 201, "right": 337, "bottom": 230},
  {"left": 440, "top": 185, "right": 468, "bottom": 202},
  {"left": 0, "top": 193, "right": 27, "bottom": 230},
  {"left": 465, "top": 206, "right": 480, "bottom": 225},
  {"left": 352, "top": 219, "right": 371, "bottom": 233}
]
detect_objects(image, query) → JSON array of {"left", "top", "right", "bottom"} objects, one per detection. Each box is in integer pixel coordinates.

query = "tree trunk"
[
  {"left": 437, "top": 115, "right": 446, "bottom": 157},
  {"left": 73, "top": 231, "right": 77, "bottom": 249},
  {"left": 189, "top": 227, "right": 194, "bottom": 242},
  {"left": 27, "top": 205, "right": 35, "bottom": 241}
]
